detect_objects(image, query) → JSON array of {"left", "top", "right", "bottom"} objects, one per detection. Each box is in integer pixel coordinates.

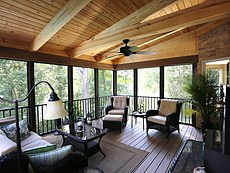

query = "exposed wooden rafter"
[
  {"left": 30, "top": 0, "right": 92, "bottom": 51},
  {"left": 196, "top": 18, "right": 230, "bottom": 37},
  {"left": 70, "top": 0, "right": 230, "bottom": 58},
  {"left": 70, "top": 0, "right": 178, "bottom": 58}
]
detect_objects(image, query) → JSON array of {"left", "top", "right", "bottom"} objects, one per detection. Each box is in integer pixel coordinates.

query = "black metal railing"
[{"left": 0, "top": 96, "right": 193, "bottom": 135}]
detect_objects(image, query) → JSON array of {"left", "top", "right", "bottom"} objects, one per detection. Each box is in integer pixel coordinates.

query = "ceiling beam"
[
  {"left": 30, "top": 0, "right": 92, "bottom": 51},
  {"left": 70, "top": 0, "right": 230, "bottom": 58},
  {"left": 196, "top": 18, "right": 230, "bottom": 37},
  {"left": 71, "top": 0, "right": 177, "bottom": 58}
]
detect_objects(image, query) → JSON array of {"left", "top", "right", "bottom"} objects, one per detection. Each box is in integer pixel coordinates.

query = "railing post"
[
  {"left": 68, "top": 66, "right": 74, "bottom": 120},
  {"left": 160, "top": 66, "right": 164, "bottom": 99},
  {"left": 113, "top": 70, "right": 117, "bottom": 96},
  {"left": 27, "top": 61, "right": 36, "bottom": 132},
  {"left": 94, "top": 69, "right": 99, "bottom": 118},
  {"left": 134, "top": 68, "right": 138, "bottom": 111}
]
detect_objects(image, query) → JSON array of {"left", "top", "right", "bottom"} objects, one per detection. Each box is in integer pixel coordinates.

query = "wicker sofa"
[{"left": 0, "top": 117, "right": 88, "bottom": 173}]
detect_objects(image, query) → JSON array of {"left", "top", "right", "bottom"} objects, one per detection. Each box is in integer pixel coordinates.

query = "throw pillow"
[
  {"left": 28, "top": 145, "right": 72, "bottom": 173},
  {"left": 24, "top": 144, "right": 57, "bottom": 155},
  {"left": 0, "top": 120, "right": 31, "bottom": 142}
]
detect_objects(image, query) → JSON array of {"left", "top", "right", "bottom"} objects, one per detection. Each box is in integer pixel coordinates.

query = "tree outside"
[
  {"left": 164, "top": 65, "right": 192, "bottom": 98},
  {"left": 73, "top": 67, "right": 94, "bottom": 100},
  {"left": 117, "top": 70, "right": 133, "bottom": 95},
  {"left": 138, "top": 67, "right": 160, "bottom": 97},
  {"left": 34, "top": 63, "right": 68, "bottom": 104},
  {"left": 0, "top": 59, "right": 27, "bottom": 108},
  {"left": 98, "top": 70, "right": 112, "bottom": 97}
]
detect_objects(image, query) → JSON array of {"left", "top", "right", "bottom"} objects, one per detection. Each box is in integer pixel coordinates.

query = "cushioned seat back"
[
  {"left": 112, "top": 96, "right": 127, "bottom": 109},
  {"left": 159, "top": 99, "right": 177, "bottom": 116}
]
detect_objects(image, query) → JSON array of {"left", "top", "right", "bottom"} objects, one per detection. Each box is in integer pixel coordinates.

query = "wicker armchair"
[
  {"left": 105, "top": 96, "right": 129, "bottom": 124},
  {"left": 146, "top": 99, "right": 182, "bottom": 138}
]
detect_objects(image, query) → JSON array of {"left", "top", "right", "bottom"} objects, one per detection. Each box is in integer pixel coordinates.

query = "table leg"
[
  {"left": 131, "top": 115, "right": 133, "bottom": 128},
  {"left": 98, "top": 136, "right": 106, "bottom": 157},
  {"left": 143, "top": 117, "right": 144, "bottom": 130},
  {"left": 60, "top": 134, "right": 65, "bottom": 147}
]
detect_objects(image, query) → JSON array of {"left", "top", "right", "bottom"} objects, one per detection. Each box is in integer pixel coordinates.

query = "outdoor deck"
[{"left": 44, "top": 117, "right": 203, "bottom": 173}]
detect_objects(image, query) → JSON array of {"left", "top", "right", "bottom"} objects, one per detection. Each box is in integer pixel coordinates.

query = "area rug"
[{"left": 88, "top": 138, "right": 148, "bottom": 173}]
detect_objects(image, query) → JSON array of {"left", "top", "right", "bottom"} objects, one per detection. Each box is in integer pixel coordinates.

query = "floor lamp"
[{"left": 0, "top": 81, "right": 68, "bottom": 173}]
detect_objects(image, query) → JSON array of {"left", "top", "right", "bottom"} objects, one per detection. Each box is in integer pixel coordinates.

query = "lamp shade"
[{"left": 44, "top": 100, "right": 68, "bottom": 120}]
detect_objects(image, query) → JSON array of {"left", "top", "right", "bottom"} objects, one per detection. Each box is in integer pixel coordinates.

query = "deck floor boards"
[{"left": 43, "top": 117, "right": 203, "bottom": 173}]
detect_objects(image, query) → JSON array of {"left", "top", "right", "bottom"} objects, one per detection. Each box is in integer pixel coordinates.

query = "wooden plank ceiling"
[{"left": 0, "top": 0, "right": 230, "bottom": 68}]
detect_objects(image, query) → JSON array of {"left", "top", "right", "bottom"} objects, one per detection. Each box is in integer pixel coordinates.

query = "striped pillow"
[{"left": 28, "top": 145, "right": 72, "bottom": 173}]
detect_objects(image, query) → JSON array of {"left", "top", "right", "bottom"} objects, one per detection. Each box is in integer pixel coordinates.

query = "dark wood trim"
[
  {"left": 113, "top": 70, "right": 117, "bottom": 96},
  {"left": 27, "top": 61, "right": 36, "bottom": 132},
  {"left": 134, "top": 69, "right": 138, "bottom": 111},
  {"left": 94, "top": 69, "right": 99, "bottom": 117},
  {"left": 160, "top": 66, "right": 164, "bottom": 99},
  {"left": 0, "top": 46, "right": 114, "bottom": 70},
  {"left": 192, "top": 63, "right": 197, "bottom": 76},
  {"left": 115, "top": 55, "right": 199, "bottom": 70},
  {"left": 67, "top": 66, "right": 74, "bottom": 120}
]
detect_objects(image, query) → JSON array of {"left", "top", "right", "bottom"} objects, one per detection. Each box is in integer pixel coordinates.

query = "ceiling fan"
[{"left": 107, "top": 39, "right": 156, "bottom": 59}]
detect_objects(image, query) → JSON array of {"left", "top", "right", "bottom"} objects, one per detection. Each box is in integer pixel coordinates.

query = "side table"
[{"left": 131, "top": 112, "right": 146, "bottom": 130}]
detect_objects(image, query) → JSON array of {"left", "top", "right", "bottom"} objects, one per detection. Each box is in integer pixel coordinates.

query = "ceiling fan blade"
[
  {"left": 129, "top": 46, "right": 139, "bottom": 52},
  {"left": 134, "top": 51, "right": 156, "bottom": 55},
  {"left": 106, "top": 53, "right": 122, "bottom": 59},
  {"left": 128, "top": 54, "right": 137, "bottom": 59}
]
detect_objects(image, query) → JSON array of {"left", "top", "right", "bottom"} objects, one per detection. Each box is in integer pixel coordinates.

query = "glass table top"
[{"left": 58, "top": 122, "right": 107, "bottom": 141}]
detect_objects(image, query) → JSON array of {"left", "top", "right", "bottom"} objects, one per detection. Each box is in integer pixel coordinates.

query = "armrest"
[
  {"left": 123, "top": 106, "right": 129, "bottom": 123},
  {"left": 105, "top": 105, "right": 113, "bottom": 114},
  {"left": 40, "top": 151, "right": 88, "bottom": 173},
  {"left": 166, "top": 112, "right": 179, "bottom": 125},
  {"left": 146, "top": 110, "right": 159, "bottom": 118}
]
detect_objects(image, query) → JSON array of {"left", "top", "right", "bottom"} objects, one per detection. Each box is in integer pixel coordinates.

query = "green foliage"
[
  {"left": 35, "top": 63, "right": 68, "bottom": 104},
  {"left": 0, "top": 59, "right": 27, "bottom": 108},
  {"left": 165, "top": 65, "right": 192, "bottom": 98},
  {"left": 117, "top": 70, "right": 133, "bottom": 95},
  {"left": 73, "top": 67, "right": 95, "bottom": 99},
  {"left": 99, "top": 70, "right": 112, "bottom": 96},
  {"left": 138, "top": 68, "right": 160, "bottom": 97},
  {"left": 184, "top": 72, "right": 220, "bottom": 129}
]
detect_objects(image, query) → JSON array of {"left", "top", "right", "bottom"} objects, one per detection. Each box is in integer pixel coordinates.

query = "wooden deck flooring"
[{"left": 44, "top": 117, "right": 203, "bottom": 173}]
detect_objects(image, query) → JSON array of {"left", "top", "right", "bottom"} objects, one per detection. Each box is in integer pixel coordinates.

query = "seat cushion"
[
  {"left": 147, "top": 115, "right": 167, "bottom": 125},
  {"left": 113, "top": 96, "right": 127, "bottom": 109},
  {"left": 108, "top": 109, "right": 124, "bottom": 115},
  {"left": 159, "top": 99, "right": 177, "bottom": 116},
  {"left": 21, "top": 132, "right": 51, "bottom": 151},
  {"left": 0, "top": 134, "right": 17, "bottom": 156},
  {"left": 103, "top": 114, "right": 123, "bottom": 121}
]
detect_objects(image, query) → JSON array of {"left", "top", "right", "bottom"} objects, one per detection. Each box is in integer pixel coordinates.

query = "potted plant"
[{"left": 184, "top": 71, "right": 221, "bottom": 132}]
